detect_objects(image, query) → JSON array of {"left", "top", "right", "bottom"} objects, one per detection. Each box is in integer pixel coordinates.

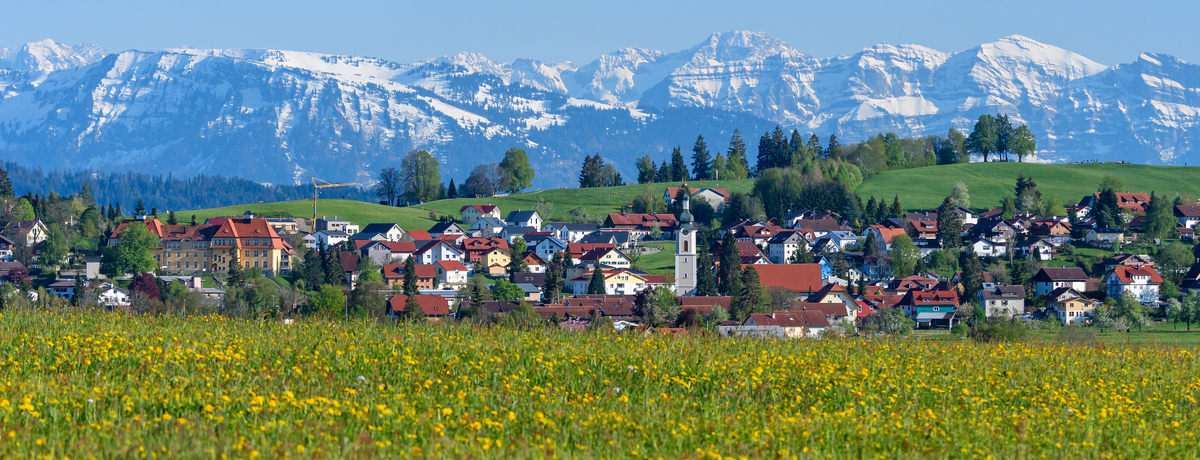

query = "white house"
[
  {"left": 1175, "top": 205, "right": 1200, "bottom": 229},
  {"left": 471, "top": 217, "right": 506, "bottom": 238},
  {"left": 428, "top": 222, "right": 466, "bottom": 238},
  {"left": 97, "top": 283, "right": 131, "bottom": 309},
  {"left": 1032, "top": 267, "right": 1089, "bottom": 296},
  {"left": 360, "top": 223, "right": 405, "bottom": 242},
  {"left": 434, "top": 260, "right": 470, "bottom": 290},
  {"left": 313, "top": 230, "right": 350, "bottom": 250},
  {"left": 827, "top": 231, "right": 860, "bottom": 251},
  {"left": 541, "top": 222, "right": 598, "bottom": 243},
  {"left": 1085, "top": 228, "right": 1125, "bottom": 246},
  {"left": 1105, "top": 266, "right": 1162, "bottom": 304},
  {"left": 526, "top": 234, "right": 568, "bottom": 260},
  {"left": 1046, "top": 287, "right": 1099, "bottom": 325},
  {"left": 971, "top": 238, "right": 1007, "bottom": 257},
  {"left": 505, "top": 211, "right": 542, "bottom": 229},
  {"left": 978, "top": 283, "right": 1026, "bottom": 317},
  {"left": 413, "top": 241, "right": 464, "bottom": 265},
  {"left": 767, "top": 231, "right": 808, "bottom": 264}
]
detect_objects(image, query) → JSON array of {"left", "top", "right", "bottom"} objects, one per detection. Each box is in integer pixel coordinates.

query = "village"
[{"left": 3, "top": 175, "right": 1196, "bottom": 339}]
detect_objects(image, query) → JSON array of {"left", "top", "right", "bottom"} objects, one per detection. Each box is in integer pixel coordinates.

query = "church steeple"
[
  {"left": 679, "top": 183, "right": 694, "bottom": 223},
  {"left": 674, "top": 184, "right": 697, "bottom": 296}
]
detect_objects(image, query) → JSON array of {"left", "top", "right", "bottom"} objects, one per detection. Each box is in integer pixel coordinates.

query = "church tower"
[{"left": 674, "top": 189, "right": 697, "bottom": 296}]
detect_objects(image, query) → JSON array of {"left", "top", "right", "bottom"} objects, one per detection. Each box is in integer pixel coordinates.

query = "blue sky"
[{"left": 3, "top": 0, "right": 1197, "bottom": 66}]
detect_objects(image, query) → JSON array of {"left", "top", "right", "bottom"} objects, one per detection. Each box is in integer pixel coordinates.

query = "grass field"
[
  {"left": 183, "top": 179, "right": 755, "bottom": 229},
  {"left": 856, "top": 162, "right": 1200, "bottom": 211},
  {"left": 2, "top": 310, "right": 1199, "bottom": 458},
  {"left": 634, "top": 241, "right": 676, "bottom": 275}
]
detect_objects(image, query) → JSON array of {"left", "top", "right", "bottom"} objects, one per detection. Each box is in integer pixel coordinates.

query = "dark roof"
[
  {"left": 746, "top": 311, "right": 831, "bottom": 328},
  {"left": 1032, "top": 267, "right": 1088, "bottom": 282},
  {"left": 980, "top": 285, "right": 1026, "bottom": 300},
  {"left": 512, "top": 272, "right": 546, "bottom": 286},
  {"left": 1176, "top": 205, "right": 1200, "bottom": 218},
  {"left": 506, "top": 211, "right": 540, "bottom": 223},
  {"left": 362, "top": 223, "right": 401, "bottom": 233},
  {"left": 428, "top": 222, "right": 463, "bottom": 233}
]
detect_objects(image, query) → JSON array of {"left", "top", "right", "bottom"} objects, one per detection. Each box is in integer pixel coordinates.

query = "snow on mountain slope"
[{"left": 2, "top": 33, "right": 1200, "bottom": 187}]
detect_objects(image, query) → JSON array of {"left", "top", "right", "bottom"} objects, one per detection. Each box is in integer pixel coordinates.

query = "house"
[
  {"left": 1103, "top": 253, "right": 1154, "bottom": 271},
  {"left": 1014, "top": 237, "right": 1057, "bottom": 260},
  {"left": 568, "top": 243, "right": 616, "bottom": 264},
  {"left": 3, "top": 220, "right": 49, "bottom": 246},
  {"left": 677, "top": 296, "right": 732, "bottom": 315},
  {"left": 412, "top": 240, "right": 463, "bottom": 265},
  {"left": 207, "top": 213, "right": 294, "bottom": 276},
  {"left": 0, "top": 261, "right": 27, "bottom": 284},
  {"left": 313, "top": 230, "right": 350, "bottom": 250},
  {"left": 827, "top": 231, "right": 860, "bottom": 251},
  {"left": 470, "top": 217, "right": 506, "bottom": 238},
  {"left": 482, "top": 247, "right": 512, "bottom": 276},
  {"left": 94, "top": 283, "right": 131, "bottom": 309},
  {"left": 523, "top": 233, "right": 569, "bottom": 260},
  {"left": 1082, "top": 192, "right": 1151, "bottom": 213},
  {"left": 388, "top": 294, "right": 452, "bottom": 318},
  {"left": 360, "top": 223, "right": 405, "bottom": 242},
  {"left": 906, "top": 220, "right": 938, "bottom": 241},
  {"left": 541, "top": 222, "right": 598, "bottom": 243},
  {"left": 766, "top": 230, "right": 809, "bottom": 264},
  {"left": 349, "top": 232, "right": 388, "bottom": 243},
  {"left": 501, "top": 226, "right": 538, "bottom": 242},
  {"left": 47, "top": 279, "right": 76, "bottom": 300},
  {"left": 519, "top": 251, "right": 547, "bottom": 274},
  {"left": 953, "top": 206, "right": 978, "bottom": 226},
  {"left": 0, "top": 235, "right": 14, "bottom": 260},
  {"left": 1176, "top": 205, "right": 1200, "bottom": 229},
  {"left": 1045, "top": 288, "right": 1099, "bottom": 325},
  {"left": 970, "top": 219, "right": 1017, "bottom": 243},
  {"left": 428, "top": 222, "right": 466, "bottom": 238},
  {"left": 664, "top": 187, "right": 731, "bottom": 212},
  {"left": 897, "top": 290, "right": 959, "bottom": 329},
  {"left": 735, "top": 225, "right": 786, "bottom": 246},
  {"left": 460, "top": 205, "right": 502, "bottom": 226},
  {"left": 358, "top": 240, "right": 416, "bottom": 265},
  {"left": 513, "top": 272, "right": 547, "bottom": 291},
  {"left": 716, "top": 240, "right": 767, "bottom": 267},
  {"left": 381, "top": 263, "right": 438, "bottom": 290},
  {"left": 978, "top": 283, "right": 1026, "bottom": 317},
  {"left": 1084, "top": 228, "right": 1125, "bottom": 247},
  {"left": 727, "top": 311, "right": 830, "bottom": 338},
  {"left": 604, "top": 213, "right": 678, "bottom": 238},
  {"left": 577, "top": 247, "right": 632, "bottom": 270},
  {"left": 887, "top": 275, "right": 938, "bottom": 295},
  {"left": 750, "top": 264, "right": 824, "bottom": 295},
  {"left": 793, "top": 302, "right": 856, "bottom": 326},
  {"left": 579, "top": 230, "right": 634, "bottom": 250},
  {"left": 804, "top": 284, "right": 858, "bottom": 314},
  {"left": 1029, "top": 220, "right": 1072, "bottom": 245},
  {"left": 1104, "top": 266, "right": 1162, "bottom": 304},
  {"left": 315, "top": 217, "right": 355, "bottom": 234},
  {"left": 434, "top": 260, "right": 469, "bottom": 290},
  {"left": 505, "top": 210, "right": 543, "bottom": 229},
  {"left": 462, "top": 238, "right": 509, "bottom": 263},
  {"left": 1032, "top": 267, "right": 1089, "bottom": 296},
  {"left": 792, "top": 219, "right": 843, "bottom": 238},
  {"left": 864, "top": 225, "right": 908, "bottom": 256},
  {"left": 970, "top": 238, "right": 1007, "bottom": 257},
  {"left": 570, "top": 269, "right": 663, "bottom": 296}
]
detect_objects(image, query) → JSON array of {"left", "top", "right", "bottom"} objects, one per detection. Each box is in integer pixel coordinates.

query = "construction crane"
[{"left": 311, "top": 177, "right": 358, "bottom": 221}]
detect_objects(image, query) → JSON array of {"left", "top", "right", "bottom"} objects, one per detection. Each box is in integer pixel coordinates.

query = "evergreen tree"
[
  {"left": 995, "top": 113, "right": 1013, "bottom": 160},
  {"left": 509, "top": 237, "right": 528, "bottom": 274},
  {"left": 400, "top": 294, "right": 426, "bottom": 322},
  {"left": 403, "top": 255, "right": 418, "bottom": 295},
  {"left": 865, "top": 196, "right": 879, "bottom": 224},
  {"left": 696, "top": 241, "right": 717, "bottom": 296},
  {"left": 889, "top": 195, "right": 904, "bottom": 219},
  {"left": 936, "top": 198, "right": 964, "bottom": 249},
  {"left": 789, "top": 129, "right": 805, "bottom": 165},
  {"left": 770, "top": 126, "right": 788, "bottom": 169},
  {"left": 756, "top": 131, "right": 772, "bottom": 172},
  {"left": 958, "top": 251, "right": 984, "bottom": 301},
  {"left": 827, "top": 134, "right": 841, "bottom": 159},
  {"left": 167, "top": 210, "right": 178, "bottom": 225},
  {"left": 0, "top": 166, "right": 13, "bottom": 199},
  {"left": 447, "top": 179, "right": 457, "bottom": 199},
  {"left": 807, "top": 133, "right": 824, "bottom": 159},
  {"left": 227, "top": 248, "right": 244, "bottom": 288},
  {"left": 690, "top": 135, "right": 711, "bottom": 180},
  {"left": 133, "top": 199, "right": 146, "bottom": 216},
  {"left": 655, "top": 160, "right": 671, "bottom": 183},
  {"left": 1144, "top": 191, "right": 1176, "bottom": 240},
  {"left": 326, "top": 247, "right": 345, "bottom": 286},
  {"left": 72, "top": 276, "right": 86, "bottom": 306},
  {"left": 670, "top": 147, "right": 688, "bottom": 182},
  {"left": 863, "top": 231, "right": 880, "bottom": 258},
  {"left": 718, "top": 230, "right": 741, "bottom": 295},
  {"left": 726, "top": 130, "right": 749, "bottom": 179},
  {"left": 587, "top": 268, "right": 606, "bottom": 294},
  {"left": 730, "top": 265, "right": 764, "bottom": 322},
  {"left": 544, "top": 251, "right": 565, "bottom": 302},
  {"left": 790, "top": 239, "right": 813, "bottom": 264},
  {"left": 150, "top": 207, "right": 157, "bottom": 218},
  {"left": 1001, "top": 197, "right": 1017, "bottom": 220},
  {"left": 303, "top": 249, "right": 322, "bottom": 289},
  {"left": 636, "top": 155, "right": 658, "bottom": 184}
]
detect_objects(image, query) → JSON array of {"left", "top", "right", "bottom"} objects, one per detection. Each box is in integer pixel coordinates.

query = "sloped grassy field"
[{"left": 0, "top": 310, "right": 1197, "bottom": 458}]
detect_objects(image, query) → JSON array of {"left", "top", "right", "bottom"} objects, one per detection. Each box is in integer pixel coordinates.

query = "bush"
[
  {"left": 950, "top": 322, "right": 969, "bottom": 337},
  {"left": 971, "top": 320, "right": 1029, "bottom": 342}
]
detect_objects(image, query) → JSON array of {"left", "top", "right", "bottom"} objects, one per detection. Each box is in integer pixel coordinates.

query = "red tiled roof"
[
  {"left": 382, "top": 263, "right": 436, "bottom": 279},
  {"left": 1176, "top": 205, "right": 1200, "bottom": 218},
  {"left": 407, "top": 230, "right": 432, "bottom": 240},
  {"left": 460, "top": 204, "right": 500, "bottom": 214},
  {"left": 435, "top": 260, "right": 469, "bottom": 272},
  {"left": 606, "top": 213, "right": 678, "bottom": 228},
  {"left": 388, "top": 294, "right": 451, "bottom": 316},
  {"left": 899, "top": 290, "right": 959, "bottom": 306},
  {"left": 1110, "top": 266, "right": 1163, "bottom": 284},
  {"left": 749, "top": 264, "right": 823, "bottom": 292},
  {"left": 666, "top": 187, "right": 731, "bottom": 204},
  {"left": 868, "top": 225, "right": 908, "bottom": 244},
  {"left": 569, "top": 243, "right": 614, "bottom": 257},
  {"left": 793, "top": 218, "right": 842, "bottom": 232}
]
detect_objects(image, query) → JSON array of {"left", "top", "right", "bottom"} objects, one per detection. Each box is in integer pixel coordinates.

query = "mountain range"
[{"left": 1, "top": 32, "right": 1198, "bottom": 188}]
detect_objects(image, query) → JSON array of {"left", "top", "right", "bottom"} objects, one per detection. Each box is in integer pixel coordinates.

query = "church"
[{"left": 674, "top": 192, "right": 697, "bottom": 296}]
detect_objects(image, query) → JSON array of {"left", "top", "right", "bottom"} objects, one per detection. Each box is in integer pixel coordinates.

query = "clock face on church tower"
[{"left": 681, "top": 229, "right": 690, "bottom": 236}]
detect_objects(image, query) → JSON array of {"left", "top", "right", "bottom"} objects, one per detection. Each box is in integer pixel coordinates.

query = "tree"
[
  {"left": 1157, "top": 242, "right": 1193, "bottom": 283},
  {"left": 349, "top": 280, "right": 387, "bottom": 318},
  {"left": 636, "top": 155, "right": 658, "bottom": 184},
  {"left": 1043, "top": 195, "right": 1066, "bottom": 218},
  {"left": 936, "top": 198, "right": 964, "bottom": 249},
  {"left": 402, "top": 256, "right": 418, "bottom": 295},
  {"left": 13, "top": 198, "right": 34, "bottom": 221},
  {"left": 696, "top": 242, "right": 717, "bottom": 296},
  {"left": 710, "top": 154, "right": 727, "bottom": 182},
  {"left": 966, "top": 114, "right": 998, "bottom": 162},
  {"left": 790, "top": 239, "right": 813, "bottom": 264},
  {"left": 1098, "top": 175, "right": 1125, "bottom": 193},
  {"left": 227, "top": 248, "right": 245, "bottom": 288},
  {"left": 726, "top": 130, "right": 750, "bottom": 179},
  {"left": 863, "top": 231, "right": 880, "bottom": 258},
  {"left": 0, "top": 166, "right": 12, "bottom": 199},
  {"left": 635, "top": 286, "right": 680, "bottom": 327},
  {"left": 191, "top": 215, "right": 198, "bottom": 226},
  {"left": 890, "top": 234, "right": 919, "bottom": 278},
  {"left": 490, "top": 278, "right": 524, "bottom": 301},
  {"left": 400, "top": 150, "right": 441, "bottom": 203},
  {"left": 756, "top": 132, "right": 773, "bottom": 172},
  {"left": 461, "top": 274, "right": 493, "bottom": 306},
  {"left": 1179, "top": 292, "right": 1200, "bottom": 331},
  {"left": 655, "top": 160, "right": 671, "bottom": 183},
  {"left": 324, "top": 248, "right": 345, "bottom": 286},
  {"left": 1011, "top": 124, "right": 1036, "bottom": 162},
  {"left": 533, "top": 197, "right": 554, "bottom": 223},
  {"left": 101, "top": 222, "right": 158, "bottom": 277},
  {"left": 1111, "top": 292, "right": 1147, "bottom": 332},
  {"left": 509, "top": 237, "right": 528, "bottom": 274},
  {"left": 499, "top": 147, "right": 535, "bottom": 193},
  {"left": 827, "top": 134, "right": 841, "bottom": 159},
  {"left": 466, "top": 163, "right": 510, "bottom": 197},
  {"left": 303, "top": 285, "right": 343, "bottom": 319},
  {"left": 1093, "top": 188, "right": 1122, "bottom": 229},
  {"left": 72, "top": 276, "right": 86, "bottom": 306},
  {"left": 958, "top": 250, "right": 984, "bottom": 301},
  {"left": 631, "top": 185, "right": 667, "bottom": 214},
  {"left": 863, "top": 307, "right": 913, "bottom": 335},
  {"left": 166, "top": 210, "right": 178, "bottom": 225},
  {"left": 950, "top": 181, "right": 970, "bottom": 209},
  {"left": 133, "top": 199, "right": 146, "bottom": 216},
  {"left": 1143, "top": 191, "right": 1176, "bottom": 240},
  {"left": 578, "top": 154, "right": 621, "bottom": 188},
  {"left": 587, "top": 268, "right": 606, "bottom": 295},
  {"left": 1014, "top": 172, "right": 1042, "bottom": 215},
  {"left": 374, "top": 167, "right": 402, "bottom": 206},
  {"left": 1001, "top": 197, "right": 1017, "bottom": 220},
  {"left": 129, "top": 272, "right": 161, "bottom": 301},
  {"left": 730, "top": 265, "right": 765, "bottom": 322},
  {"left": 670, "top": 147, "right": 688, "bottom": 181},
  {"left": 399, "top": 294, "right": 425, "bottom": 322},
  {"left": 889, "top": 195, "right": 904, "bottom": 219},
  {"left": 691, "top": 135, "right": 711, "bottom": 180},
  {"left": 718, "top": 231, "right": 740, "bottom": 295},
  {"left": 544, "top": 252, "right": 566, "bottom": 303},
  {"left": 995, "top": 113, "right": 1013, "bottom": 160}
]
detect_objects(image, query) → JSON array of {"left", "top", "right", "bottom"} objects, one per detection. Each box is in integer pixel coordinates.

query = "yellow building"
[{"left": 483, "top": 247, "right": 511, "bottom": 276}]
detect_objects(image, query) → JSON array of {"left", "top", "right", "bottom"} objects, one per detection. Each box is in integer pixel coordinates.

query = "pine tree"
[
  {"left": 936, "top": 197, "right": 963, "bottom": 249},
  {"left": 770, "top": 126, "right": 788, "bottom": 170},
  {"left": 191, "top": 215, "right": 198, "bottom": 225},
  {"left": 167, "top": 210, "right": 178, "bottom": 225},
  {"left": 326, "top": 247, "right": 345, "bottom": 286},
  {"left": 790, "top": 239, "right": 813, "bottom": 264},
  {"left": 726, "top": 130, "right": 749, "bottom": 179},
  {"left": 863, "top": 232, "right": 880, "bottom": 257},
  {"left": 72, "top": 276, "right": 86, "bottom": 306},
  {"left": 995, "top": 113, "right": 1013, "bottom": 161},
  {"left": 890, "top": 195, "right": 904, "bottom": 219},
  {"left": 655, "top": 160, "right": 671, "bottom": 183},
  {"left": 133, "top": 199, "right": 146, "bottom": 216},
  {"left": 587, "top": 268, "right": 606, "bottom": 294},
  {"left": 509, "top": 237, "right": 528, "bottom": 274},
  {"left": 0, "top": 167, "right": 13, "bottom": 199},
  {"left": 150, "top": 207, "right": 157, "bottom": 218},
  {"left": 865, "top": 196, "right": 879, "bottom": 224},
  {"left": 827, "top": 134, "right": 841, "bottom": 159},
  {"left": 731, "top": 265, "right": 764, "bottom": 322},
  {"left": 756, "top": 131, "right": 772, "bottom": 172},
  {"left": 114, "top": 202, "right": 122, "bottom": 220},
  {"left": 696, "top": 241, "right": 717, "bottom": 296},
  {"left": 544, "top": 251, "right": 565, "bottom": 302},
  {"left": 227, "top": 248, "right": 244, "bottom": 288},
  {"left": 789, "top": 129, "right": 805, "bottom": 165},
  {"left": 807, "top": 133, "right": 824, "bottom": 159},
  {"left": 447, "top": 179, "right": 457, "bottom": 199},
  {"left": 1002, "top": 197, "right": 1017, "bottom": 220},
  {"left": 690, "top": 135, "right": 711, "bottom": 180},
  {"left": 718, "top": 231, "right": 740, "bottom": 295},
  {"left": 670, "top": 147, "right": 688, "bottom": 182},
  {"left": 403, "top": 255, "right": 418, "bottom": 295}
]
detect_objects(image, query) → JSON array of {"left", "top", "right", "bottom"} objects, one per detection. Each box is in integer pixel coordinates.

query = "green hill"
[
  {"left": 855, "top": 162, "right": 1200, "bottom": 211},
  {"left": 182, "top": 179, "right": 755, "bottom": 229}
]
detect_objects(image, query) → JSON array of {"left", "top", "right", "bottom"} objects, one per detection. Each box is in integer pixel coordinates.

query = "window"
[{"left": 245, "top": 250, "right": 250, "bottom": 257}]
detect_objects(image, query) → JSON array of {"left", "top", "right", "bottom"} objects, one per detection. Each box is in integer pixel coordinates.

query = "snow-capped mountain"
[{"left": 1, "top": 33, "right": 1199, "bottom": 188}]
